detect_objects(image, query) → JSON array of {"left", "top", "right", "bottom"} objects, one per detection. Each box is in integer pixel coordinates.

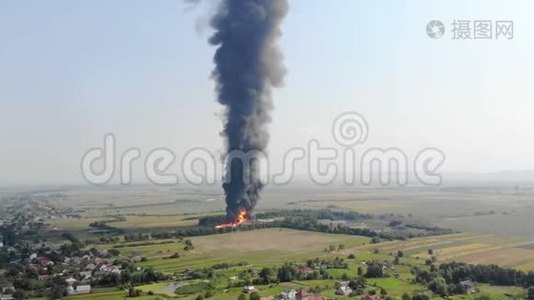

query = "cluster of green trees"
[
  {"left": 198, "top": 210, "right": 355, "bottom": 227},
  {"left": 89, "top": 209, "right": 452, "bottom": 245},
  {"left": 225, "top": 257, "right": 353, "bottom": 287},
  {"left": 245, "top": 263, "right": 331, "bottom": 284},
  {"left": 306, "top": 257, "right": 348, "bottom": 269},
  {"left": 210, "top": 262, "right": 248, "bottom": 270},
  {"left": 94, "top": 236, "right": 120, "bottom": 244},
  {"left": 365, "top": 261, "right": 387, "bottom": 278},
  {"left": 337, "top": 276, "right": 368, "bottom": 295},
  {"left": 528, "top": 286, "right": 534, "bottom": 300},
  {"left": 112, "top": 240, "right": 176, "bottom": 249},
  {"left": 278, "top": 216, "right": 380, "bottom": 238},
  {"left": 400, "top": 292, "right": 433, "bottom": 300},
  {"left": 413, "top": 261, "right": 534, "bottom": 297},
  {"left": 88, "top": 220, "right": 125, "bottom": 234},
  {"left": 436, "top": 262, "right": 534, "bottom": 287},
  {"left": 237, "top": 292, "right": 261, "bottom": 300},
  {"left": 196, "top": 209, "right": 453, "bottom": 240},
  {"left": 123, "top": 233, "right": 151, "bottom": 242},
  {"left": 95, "top": 267, "right": 167, "bottom": 287},
  {"left": 183, "top": 239, "right": 194, "bottom": 251},
  {"left": 87, "top": 222, "right": 123, "bottom": 233}
]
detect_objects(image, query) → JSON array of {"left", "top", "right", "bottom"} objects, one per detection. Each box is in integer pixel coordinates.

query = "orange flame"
[{"left": 215, "top": 210, "right": 248, "bottom": 229}]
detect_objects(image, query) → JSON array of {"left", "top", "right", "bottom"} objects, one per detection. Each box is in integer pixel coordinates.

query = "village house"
[
  {"left": 98, "top": 249, "right": 109, "bottom": 257},
  {"left": 94, "top": 263, "right": 121, "bottom": 276},
  {"left": 65, "top": 277, "right": 77, "bottom": 286},
  {"left": 0, "top": 283, "right": 14, "bottom": 300},
  {"left": 34, "top": 257, "right": 54, "bottom": 266},
  {"left": 336, "top": 281, "right": 353, "bottom": 296},
  {"left": 0, "top": 285, "right": 14, "bottom": 295},
  {"left": 80, "top": 271, "right": 92, "bottom": 280},
  {"left": 71, "top": 256, "right": 83, "bottom": 265},
  {"left": 280, "top": 288, "right": 297, "bottom": 300},
  {"left": 130, "top": 256, "right": 143, "bottom": 262},
  {"left": 30, "top": 241, "right": 59, "bottom": 251},
  {"left": 37, "top": 275, "right": 49, "bottom": 281},
  {"left": 296, "top": 290, "right": 323, "bottom": 300},
  {"left": 298, "top": 266, "right": 314, "bottom": 275},
  {"left": 0, "top": 294, "right": 14, "bottom": 300},
  {"left": 67, "top": 285, "right": 91, "bottom": 296}
]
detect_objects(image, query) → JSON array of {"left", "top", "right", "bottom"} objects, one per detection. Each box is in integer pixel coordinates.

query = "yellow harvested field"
[
  {"left": 516, "top": 261, "right": 534, "bottom": 272},
  {"left": 363, "top": 233, "right": 534, "bottom": 271},
  {"left": 459, "top": 248, "right": 534, "bottom": 267},
  {"left": 192, "top": 228, "right": 369, "bottom": 254},
  {"left": 413, "top": 243, "right": 494, "bottom": 260}
]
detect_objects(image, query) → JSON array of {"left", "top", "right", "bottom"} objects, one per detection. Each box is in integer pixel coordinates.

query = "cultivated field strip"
[{"left": 354, "top": 233, "right": 534, "bottom": 270}]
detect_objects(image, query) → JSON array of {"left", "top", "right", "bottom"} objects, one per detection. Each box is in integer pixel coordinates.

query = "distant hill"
[{"left": 444, "top": 170, "right": 534, "bottom": 185}]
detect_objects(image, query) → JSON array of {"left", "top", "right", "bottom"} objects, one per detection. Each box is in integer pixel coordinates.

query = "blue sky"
[{"left": 1, "top": 0, "right": 533, "bottom": 185}]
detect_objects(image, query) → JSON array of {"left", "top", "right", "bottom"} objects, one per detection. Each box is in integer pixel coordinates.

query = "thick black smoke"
[{"left": 209, "top": 0, "right": 288, "bottom": 221}]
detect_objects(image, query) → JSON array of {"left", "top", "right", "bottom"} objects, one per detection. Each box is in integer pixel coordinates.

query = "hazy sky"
[{"left": 1, "top": 0, "right": 533, "bottom": 185}]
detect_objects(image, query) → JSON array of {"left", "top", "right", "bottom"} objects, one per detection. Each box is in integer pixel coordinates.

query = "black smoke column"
[{"left": 209, "top": 0, "right": 288, "bottom": 221}]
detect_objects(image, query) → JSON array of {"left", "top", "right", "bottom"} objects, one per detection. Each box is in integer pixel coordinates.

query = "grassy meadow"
[{"left": 35, "top": 185, "right": 534, "bottom": 300}]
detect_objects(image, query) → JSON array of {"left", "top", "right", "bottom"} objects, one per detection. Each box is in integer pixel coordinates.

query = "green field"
[
  {"left": 36, "top": 185, "right": 534, "bottom": 300},
  {"left": 135, "top": 228, "right": 370, "bottom": 273},
  {"left": 63, "top": 228, "right": 530, "bottom": 300}
]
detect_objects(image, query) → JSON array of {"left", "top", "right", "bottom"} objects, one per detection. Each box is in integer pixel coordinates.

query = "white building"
[
  {"left": 280, "top": 288, "right": 297, "bottom": 300},
  {"left": 336, "top": 285, "right": 353, "bottom": 296},
  {"left": 76, "top": 285, "right": 91, "bottom": 294},
  {"left": 65, "top": 277, "right": 77, "bottom": 286},
  {"left": 67, "top": 285, "right": 91, "bottom": 295}
]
